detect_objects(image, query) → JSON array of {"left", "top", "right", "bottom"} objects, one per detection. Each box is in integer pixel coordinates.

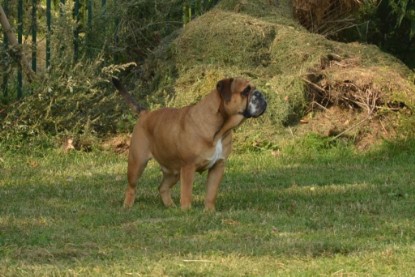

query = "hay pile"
[
  {"left": 303, "top": 53, "right": 414, "bottom": 149},
  {"left": 306, "top": 55, "right": 414, "bottom": 114},
  {"left": 132, "top": 0, "right": 415, "bottom": 150}
]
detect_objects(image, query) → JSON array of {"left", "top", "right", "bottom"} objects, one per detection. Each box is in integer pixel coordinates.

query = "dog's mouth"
[{"left": 242, "top": 90, "right": 267, "bottom": 118}]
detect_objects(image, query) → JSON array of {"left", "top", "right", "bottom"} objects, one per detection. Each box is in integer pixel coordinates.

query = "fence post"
[
  {"left": 17, "top": 0, "right": 23, "bottom": 98},
  {"left": 73, "top": 0, "right": 80, "bottom": 63},
  {"left": 87, "top": 0, "right": 93, "bottom": 57},
  {"left": 46, "top": 0, "right": 51, "bottom": 70},
  {"left": 114, "top": 6, "right": 119, "bottom": 45},
  {"left": 2, "top": 0, "right": 9, "bottom": 97},
  {"left": 31, "top": 0, "right": 37, "bottom": 72},
  {"left": 58, "top": 0, "right": 66, "bottom": 58},
  {"left": 101, "top": 0, "right": 106, "bottom": 15}
]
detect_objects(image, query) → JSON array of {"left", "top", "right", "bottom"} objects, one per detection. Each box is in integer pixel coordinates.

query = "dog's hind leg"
[
  {"left": 124, "top": 154, "right": 149, "bottom": 209},
  {"left": 158, "top": 172, "right": 179, "bottom": 207},
  {"left": 180, "top": 164, "right": 196, "bottom": 210},
  {"left": 124, "top": 130, "right": 151, "bottom": 209}
]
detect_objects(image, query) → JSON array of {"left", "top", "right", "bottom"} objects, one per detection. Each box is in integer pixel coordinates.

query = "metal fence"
[
  {"left": 1, "top": 0, "right": 219, "bottom": 100},
  {"left": 1, "top": 0, "right": 109, "bottom": 99}
]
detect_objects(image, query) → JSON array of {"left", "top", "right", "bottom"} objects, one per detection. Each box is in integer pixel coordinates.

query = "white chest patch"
[{"left": 207, "top": 139, "right": 224, "bottom": 169}]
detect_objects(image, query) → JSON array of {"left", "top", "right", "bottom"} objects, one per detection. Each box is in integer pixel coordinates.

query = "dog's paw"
[
  {"left": 180, "top": 203, "right": 192, "bottom": 211},
  {"left": 163, "top": 201, "right": 177, "bottom": 208},
  {"left": 204, "top": 205, "right": 216, "bottom": 213},
  {"left": 123, "top": 188, "right": 136, "bottom": 209},
  {"left": 123, "top": 202, "right": 133, "bottom": 209}
]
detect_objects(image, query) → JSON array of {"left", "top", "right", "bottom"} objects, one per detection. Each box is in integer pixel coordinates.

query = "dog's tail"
[{"left": 112, "top": 76, "right": 146, "bottom": 114}]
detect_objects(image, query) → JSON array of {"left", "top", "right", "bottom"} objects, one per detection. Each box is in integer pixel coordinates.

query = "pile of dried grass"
[
  {"left": 305, "top": 54, "right": 414, "bottom": 115},
  {"left": 301, "top": 53, "right": 414, "bottom": 148},
  {"left": 131, "top": 0, "right": 415, "bottom": 150}
]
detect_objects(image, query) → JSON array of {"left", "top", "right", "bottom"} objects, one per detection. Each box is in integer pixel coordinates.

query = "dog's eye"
[{"left": 242, "top": 86, "right": 251, "bottom": 97}]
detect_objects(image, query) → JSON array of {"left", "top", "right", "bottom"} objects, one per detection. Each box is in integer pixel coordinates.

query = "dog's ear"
[{"left": 216, "top": 78, "right": 234, "bottom": 102}]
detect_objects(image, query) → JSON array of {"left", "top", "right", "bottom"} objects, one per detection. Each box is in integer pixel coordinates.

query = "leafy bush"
[{"left": 347, "top": 0, "right": 415, "bottom": 68}]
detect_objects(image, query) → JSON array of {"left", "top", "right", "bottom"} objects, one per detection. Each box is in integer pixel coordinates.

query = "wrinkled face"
[{"left": 216, "top": 77, "right": 267, "bottom": 118}]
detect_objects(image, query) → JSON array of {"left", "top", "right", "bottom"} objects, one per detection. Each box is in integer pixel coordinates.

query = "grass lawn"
[{"left": 1, "top": 140, "right": 415, "bottom": 276}]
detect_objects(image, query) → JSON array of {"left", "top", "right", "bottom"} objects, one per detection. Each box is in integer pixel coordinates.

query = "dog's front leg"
[
  {"left": 204, "top": 160, "right": 225, "bottom": 211},
  {"left": 180, "top": 165, "right": 195, "bottom": 210},
  {"left": 159, "top": 172, "right": 180, "bottom": 207}
]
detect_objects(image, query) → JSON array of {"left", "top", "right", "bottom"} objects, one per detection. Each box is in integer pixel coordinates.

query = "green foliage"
[
  {"left": 354, "top": 0, "right": 415, "bottom": 68},
  {"left": 390, "top": 0, "right": 415, "bottom": 38}
]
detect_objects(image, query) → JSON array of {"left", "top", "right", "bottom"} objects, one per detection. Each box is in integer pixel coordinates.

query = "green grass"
[{"left": 1, "top": 140, "right": 415, "bottom": 276}]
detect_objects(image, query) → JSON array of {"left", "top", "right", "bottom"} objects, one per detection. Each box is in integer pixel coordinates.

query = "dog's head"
[{"left": 216, "top": 77, "right": 267, "bottom": 118}]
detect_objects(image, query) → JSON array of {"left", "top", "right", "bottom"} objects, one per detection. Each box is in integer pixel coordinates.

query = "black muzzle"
[{"left": 243, "top": 90, "right": 267, "bottom": 118}]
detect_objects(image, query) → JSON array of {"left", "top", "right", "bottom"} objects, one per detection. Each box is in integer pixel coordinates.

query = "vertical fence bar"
[
  {"left": 59, "top": 0, "right": 66, "bottom": 58},
  {"left": 114, "top": 2, "right": 119, "bottom": 45},
  {"left": 73, "top": 0, "right": 80, "bottom": 62},
  {"left": 88, "top": 0, "right": 93, "bottom": 31},
  {"left": 2, "top": 0, "right": 9, "bottom": 97},
  {"left": 87, "top": 0, "right": 93, "bottom": 57},
  {"left": 114, "top": 11, "right": 119, "bottom": 63},
  {"left": 188, "top": 4, "right": 192, "bottom": 23},
  {"left": 31, "top": 0, "right": 37, "bottom": 72},
  {"left": 182, "top": 4, "right": 186, "bottom": 26},
  {"left": 101, "top": 0, "right": 106, "bottom": 15},
  {"left": 46, "top": 0, "right": 51, "bottom": 69},
  {"left": 17, "top": 0, "right": 23, "bottom": 98}
]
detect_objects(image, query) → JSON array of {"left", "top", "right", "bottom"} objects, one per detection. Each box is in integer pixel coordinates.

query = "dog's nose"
[{"left": 251, "top": 90, "right": 267, "bottom": 118}]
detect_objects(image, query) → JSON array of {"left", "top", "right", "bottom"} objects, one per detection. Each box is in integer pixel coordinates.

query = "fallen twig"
[{"left": 329, "top": 116, "right": 371, "bottom": 141}]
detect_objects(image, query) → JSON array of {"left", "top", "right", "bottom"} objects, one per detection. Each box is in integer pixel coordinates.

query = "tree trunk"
[{"left": 0, "top": 5, "right": 36, "bottom": 82}]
